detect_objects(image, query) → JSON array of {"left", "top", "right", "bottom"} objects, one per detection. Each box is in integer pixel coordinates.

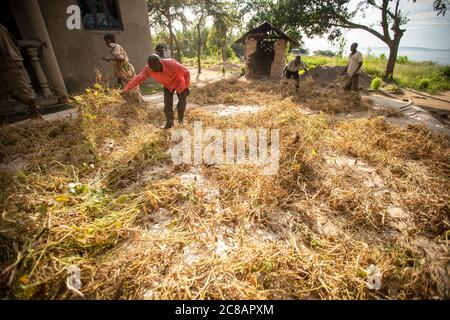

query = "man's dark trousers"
[
  {"left": 344, "top": 73, "right": 360, "bottom": 92},
  {"left": 163, "top": 88, "right": 189, "bottom": 126}
]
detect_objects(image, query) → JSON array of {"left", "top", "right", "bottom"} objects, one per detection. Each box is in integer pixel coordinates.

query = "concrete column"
[
  {"left": 9, "top": 0, "right": 68, "bottom": 98},
  {"left": 26, "top": 47, "right": 53, "bottom": 97}
]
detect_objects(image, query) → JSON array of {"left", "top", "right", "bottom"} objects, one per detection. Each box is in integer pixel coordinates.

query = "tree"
[
  {"left": 430, "top": 0, "right": 449, "bottom": 15},
  {"left": 247, "top": 0, "right": 446, "bottom": 80},
  {"left": 189, "top": 0, "right": 240, "bottom": 72},
  {"left": 324, "top": 0, "right": 410, "bottom": 80},
  {"left": 213, "top": 16, "right": 229, "bottom": 62},
  {"left": 337, "top": 34, "right": 347, "bottom": 61},
  {"left": 147, "top": 0, "right": 186, "bottom": 60},
  {"left": 190, "top": 0, "right": 216, "bottom": 74},
  {"left": 243, "top": 0, "right": 307, "bottom": 44},
  {"left": 192, "top": 1, "right": 207, "bottom": 74},
  {"left": 314, "top": 50, "right": 336, "bottom": 57},
  {"left": 209, "top": 1, "right": 240, "bottom": 62}
]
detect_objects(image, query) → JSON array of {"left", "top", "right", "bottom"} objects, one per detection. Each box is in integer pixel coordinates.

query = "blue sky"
[{"left": 304, "top": 0, "right": 450, "bottom": 50}]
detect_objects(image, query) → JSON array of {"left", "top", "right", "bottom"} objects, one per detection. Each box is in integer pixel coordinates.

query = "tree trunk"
[
  {"left": 173, "top": 34, "right": 182, "bottom": 63},
  {"left": 384, "top": 44, "right": 398, "bottom": 81},
  {"left": 221, "top": 42, "right": 227, "bottom": 62},
  {"left": 384, "top": 35, "right": 402, "bottom": 81},
  {"left": 167, "top": 15, "right": 174, "bottom": 57},
  {"left": 197, "top": 22, "right": 202, "bottom": 74}
]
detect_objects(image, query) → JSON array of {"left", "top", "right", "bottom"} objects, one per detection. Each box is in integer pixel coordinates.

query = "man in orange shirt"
[{"left": 123, "top": 54, "right": 190, "bottom": 129}]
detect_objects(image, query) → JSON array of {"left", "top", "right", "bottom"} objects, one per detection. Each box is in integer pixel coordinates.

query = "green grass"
[
  {"left": 301, "top": 55, "right": 450, "bottom": 94},
  {"left": 184, "top": 57, "right": 218, "bottom": 68},
  {"left": 183, "top": 56, "right": 241, "bottom": 69},
  {"left": 182, "top": 57, "right": 200, "bottom": 67},
  {"left": 302, "top": 55, "right": 347, "bottom": 68}
]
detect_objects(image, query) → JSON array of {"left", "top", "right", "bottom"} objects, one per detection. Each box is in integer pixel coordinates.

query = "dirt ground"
[
  {"left": 305, "top": 66, "right": 373, "bottom": 90},
  {"left": 188, "top": 66, "right": 242, "bottom": 87},
  {"left": 393, "top": 90, "right": 450, "bottom": 112}
]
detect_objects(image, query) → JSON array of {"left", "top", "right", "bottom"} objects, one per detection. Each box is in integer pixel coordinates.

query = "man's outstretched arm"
[{"left": 124, "top": 67, "right": 149, "bottom": 93}]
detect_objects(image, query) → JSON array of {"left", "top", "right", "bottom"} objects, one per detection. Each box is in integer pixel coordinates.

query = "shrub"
[
  {"left": 314, "top": 50, "right": 336, "bottom": 57},
  {"left": 397, "top": 56, "right": 409, "bottom": 64},
  {"left": 418, "top": 78, "right": 430, "bottom": 90},
  {"left": 379, "top": 53, "right": 386, "bottom": 60},
  {"left": 441, "top": 66, "right": 450, "bottom": 78},
  {"left": 299, "top": 47, "right": 310, "bottom": 55},
  {"left": 226, "top": 45, "right": 237, "bottom": 60},
  {"left": 371, "top": 77, "right": 383, "bottom": 90},
  {"left": 384, "top": 84, "right": 401, "bottom": 92}
]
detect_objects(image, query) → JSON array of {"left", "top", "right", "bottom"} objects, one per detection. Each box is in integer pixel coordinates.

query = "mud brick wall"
[
  {"left": 244, "top": 37, "right": 257, "bottom": 75},
  {"left": 270, "top": 39, "right": 287, "bottom": 78}
]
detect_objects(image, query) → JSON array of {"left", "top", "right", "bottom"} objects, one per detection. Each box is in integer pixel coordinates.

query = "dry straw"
[{"left": 0, "top": 78, "right": 448, "bottom": 299}]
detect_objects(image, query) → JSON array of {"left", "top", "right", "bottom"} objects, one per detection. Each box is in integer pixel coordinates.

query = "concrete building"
[
  {"left": 0, "top": 0, "right": 151, "bottom": 112},
  {"left": 235, "top": 22, "right": 296, "bottom": 78}
]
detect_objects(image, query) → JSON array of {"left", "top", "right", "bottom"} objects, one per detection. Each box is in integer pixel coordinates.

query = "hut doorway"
[{"left": 248, "top": 38, "right": 276, "bottom": 76}]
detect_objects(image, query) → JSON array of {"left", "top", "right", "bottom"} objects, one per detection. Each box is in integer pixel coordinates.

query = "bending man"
[
  {"left": 282, "top": 54, "right": 310, "bottom": 91},
  {"left": 123, "top": 54, "right": 190, "bottom": 129}
]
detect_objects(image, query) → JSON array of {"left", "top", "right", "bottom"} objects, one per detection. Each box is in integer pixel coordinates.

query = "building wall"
[
  {"left": 244, "top": 37, "right": 257, "bottom": 76},
  {"left": 38, "top": 0, "right": 152, "bottom": 92},
  {"left": 244, "top": 37, "right": 287, "bottom": 78},
  {"left": 270, "top": 39, "right": 287, "bottom": 78}
]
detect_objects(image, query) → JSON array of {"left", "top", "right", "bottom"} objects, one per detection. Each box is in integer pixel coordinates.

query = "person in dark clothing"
[{"left": 155, "top": 43, "right": 169, "bottom": 58}]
